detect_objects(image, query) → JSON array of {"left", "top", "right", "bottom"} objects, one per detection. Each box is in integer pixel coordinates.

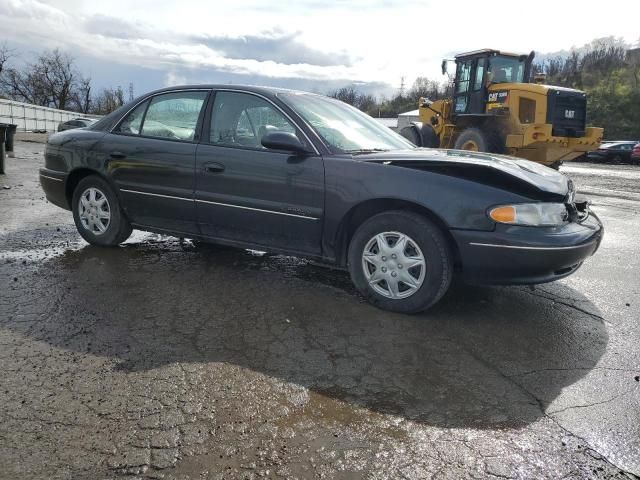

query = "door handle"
[
  {"left": 109, "top": 151, "right": 126, "bottom": 159},
  {"left": 204, "top": 162, "right": 225, "bottom": 173}
]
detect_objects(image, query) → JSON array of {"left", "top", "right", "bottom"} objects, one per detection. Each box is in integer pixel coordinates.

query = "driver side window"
[
  {"left": 115, "top": 101, "right": 148, "bottom": 135},
  {"left": 210, "top": 91, "right": 299, "bottom": 149}
]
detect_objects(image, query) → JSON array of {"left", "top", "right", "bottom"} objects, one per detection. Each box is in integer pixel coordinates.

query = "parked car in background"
[
  {"left": 631, "top": 143, "right": 640, "bottom": 165},
  {"left": 587, "top": 141, "right": 638, "bottom": 163},
  {"left": 39, "top": 85, "right": 603, "bottom": 313},
  {"left": 57, "top": 118, "right": 96, "bottom": 132}
]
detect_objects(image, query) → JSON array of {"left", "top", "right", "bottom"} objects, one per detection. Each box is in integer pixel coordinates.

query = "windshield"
[
  {"left": 282, "top": 93, "right": 414, "bottom": 153},
  {"left": 488, "top": 56, "right": 525, "bottom": 84}
]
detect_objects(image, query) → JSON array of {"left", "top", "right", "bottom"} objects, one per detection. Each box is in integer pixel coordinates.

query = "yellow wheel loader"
[{"left": 400, "top": 49, "right": 603, "bottom": 168}]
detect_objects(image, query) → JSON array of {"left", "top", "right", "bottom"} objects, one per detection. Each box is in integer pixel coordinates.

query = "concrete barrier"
[{"left": 0, "top": 99, "right": 100, "bottom": 133}]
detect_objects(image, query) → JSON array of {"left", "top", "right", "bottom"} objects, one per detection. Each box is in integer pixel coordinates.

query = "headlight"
[{"left": 489, "top": 203, "right": 569, "bottom": 227}]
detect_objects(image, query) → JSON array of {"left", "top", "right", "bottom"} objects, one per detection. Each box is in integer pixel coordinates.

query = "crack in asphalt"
[{"left": 547, "top": 385, "right": 640, "bottom": 415}]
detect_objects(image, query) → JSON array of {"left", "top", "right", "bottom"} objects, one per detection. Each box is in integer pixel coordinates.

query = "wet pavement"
[{"left": 1, "top": 141, "right": 638, "bottom": 479}]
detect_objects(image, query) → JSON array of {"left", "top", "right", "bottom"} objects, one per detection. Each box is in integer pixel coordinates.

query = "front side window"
[
  {"left": 210, "top": 91, "right": 298, "bottom": 149},
  {"left": 140, "top": 91, "right": 207, "bottom": 141},
  {"left": 455, "top": 61, "right": 472, "bottom": 94},
  {"left": 115, "top": 101, "right": 148, "bottom": 135}
]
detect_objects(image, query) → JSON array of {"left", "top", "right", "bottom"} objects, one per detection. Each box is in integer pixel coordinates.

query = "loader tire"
[
  {"left": 400, "top": 124, "right": 439, "bottom": 148},
  {"left": 453, "top": 127, "right": 503, "bottom": 154}
]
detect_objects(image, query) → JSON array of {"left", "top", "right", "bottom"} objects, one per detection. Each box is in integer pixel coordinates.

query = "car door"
[
  {"left": 94, "top": 90, "right": 209, "bottom": 234},
  {"left": 195, "top": 90, "right": 325, "bottom": 255}
]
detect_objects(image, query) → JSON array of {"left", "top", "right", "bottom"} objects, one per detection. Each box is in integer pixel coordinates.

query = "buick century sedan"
[{"left": 39, "top": 85, "right": 603, "bottom": 313}]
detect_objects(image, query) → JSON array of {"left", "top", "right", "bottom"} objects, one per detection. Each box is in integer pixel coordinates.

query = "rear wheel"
[
  {"left": 72, "top": 175, "right": 132, "bottom": 246},
  {"left": 347, "top": 211, "right": 453, "bottom": 313},
  {"left": 453, "top": 127, "right": 503, "bottom": 153}
]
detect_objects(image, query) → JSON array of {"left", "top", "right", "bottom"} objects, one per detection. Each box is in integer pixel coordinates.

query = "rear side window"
[
  {"left": 115, "top": 101, "right": 148, "bottom": 135},
  {"left": 141, "top": 91, "right": 208, "bottom": 141}
]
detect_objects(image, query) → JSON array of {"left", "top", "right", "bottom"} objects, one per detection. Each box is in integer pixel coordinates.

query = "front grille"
[{"left": 546, "top": 89, "right": 587, "bottom": 138}]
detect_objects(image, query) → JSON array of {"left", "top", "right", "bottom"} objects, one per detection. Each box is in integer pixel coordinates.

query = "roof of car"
[{"left": 144, "top": 84, "right": 320, "bottom": 98}]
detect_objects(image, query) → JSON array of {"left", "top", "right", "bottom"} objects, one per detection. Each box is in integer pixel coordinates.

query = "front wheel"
[
  {"left": 347, "top": 211, "right": 453, "bottom": 313},
  {"left": 453, "top": 127, "right": 503, "bottom": 153},
  {"left": 72, "top": 175, "right": 132, "bottom": 246}
]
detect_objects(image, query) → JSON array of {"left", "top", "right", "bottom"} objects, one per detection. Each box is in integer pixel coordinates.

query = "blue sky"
[{"left": 1, "top": 0, "right": 638, "bottom": 98}]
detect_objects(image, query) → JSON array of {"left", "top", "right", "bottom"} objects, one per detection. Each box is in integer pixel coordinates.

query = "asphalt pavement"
[{"left": 1, "top": 142, "right": 638, "bottom": 479}]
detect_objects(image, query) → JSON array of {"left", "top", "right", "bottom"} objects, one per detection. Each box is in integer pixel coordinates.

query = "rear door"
[
  {"left": 95, "top": 90, "right": 209, "bottom": 234},
  {"left": 194, "top": 90, "right": 325, "bottom": 255}
]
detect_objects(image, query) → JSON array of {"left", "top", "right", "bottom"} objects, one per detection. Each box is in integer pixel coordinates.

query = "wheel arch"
[
  {"left": 334, "top": 198, "right": 461, "bottom": 269},
  {"left": 64, "top": 168, "right": 112, "bottom": 209}
]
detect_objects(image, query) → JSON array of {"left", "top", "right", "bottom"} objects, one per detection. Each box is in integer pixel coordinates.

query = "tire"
[
  {"left": 347, "top": 210, "right": 453, "bottom": 314},
  {"left": 453, "top": 127, "right": 503, "bottom": 153},
  {"left": 399, "top": 124, "right": 439, "bottom": 148},
  {"left": 419, "top": 124, "right": 439, "bottom": 148},
  {"left": 612, "top": 155, "right": 623, "bottom": 164},
  {"left": 72, "top": 175, "right": 132, "bottom": 246},
  {"left": 400, "top": 125, "right": 421, "bottom": 146}
]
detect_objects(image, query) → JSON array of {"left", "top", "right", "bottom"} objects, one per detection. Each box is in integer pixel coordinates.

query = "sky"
[{"left": 1, "top": 0, "right": 638, "bottom": 98}]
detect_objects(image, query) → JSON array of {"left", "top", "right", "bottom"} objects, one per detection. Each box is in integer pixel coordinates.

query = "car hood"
[{"left": 356, "top": 148, "right": 571, "bottom": 200}]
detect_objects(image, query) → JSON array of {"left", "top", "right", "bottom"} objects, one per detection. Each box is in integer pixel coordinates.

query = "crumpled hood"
[{"left": 356, "top": 148, "right": 571, "bottom": 199}]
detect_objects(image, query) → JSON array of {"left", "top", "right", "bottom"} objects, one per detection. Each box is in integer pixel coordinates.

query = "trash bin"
[
  {"left": 5, "top": 124, "right": 17, "bottom": 158},
  {"left": 0, "top": 124, "right": 7, "bottom": 175}
]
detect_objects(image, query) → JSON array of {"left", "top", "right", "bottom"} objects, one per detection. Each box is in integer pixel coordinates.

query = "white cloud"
[{"left": 2, "top": 0, "right": 638, "bottom": 94}]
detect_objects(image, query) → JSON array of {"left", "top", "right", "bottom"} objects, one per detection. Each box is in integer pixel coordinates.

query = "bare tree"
[
  {"left": 72, "top": 77, "right": 92, "bottom": 114},
  {"left": 91, "top": 86, "right": 125, "bottom": 115},
  {"left": 0, "top": 43, "right": 12, "bottom": 77},
  {"left": 329, "top": 86, "right": 359, "bottom": 106},
  {"left": 0, "top": 48, "right": 81, "bottom": 109},
  {"left": 409, "top": 77, "right": 445, "bottom": 101}
]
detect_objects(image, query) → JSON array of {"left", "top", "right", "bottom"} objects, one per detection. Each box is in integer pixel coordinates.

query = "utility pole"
[{"left": 128, "top": 83, "right": 134, "bottom": 102}]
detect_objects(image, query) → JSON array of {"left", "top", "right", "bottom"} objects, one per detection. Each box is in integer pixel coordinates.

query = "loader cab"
[{"left": 449, "top": 49, "right": 535, "bottom": 116}]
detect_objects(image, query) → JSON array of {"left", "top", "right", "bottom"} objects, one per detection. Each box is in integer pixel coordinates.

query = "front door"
[
  {"left": 468, "top": 57, "right": 487, "bottom": 113},
  {"left": 195, "top": 91, "right": 325, "bottom": 255},
  {"left": 97, "top": 90, "right": 209, "bottom": 234}
]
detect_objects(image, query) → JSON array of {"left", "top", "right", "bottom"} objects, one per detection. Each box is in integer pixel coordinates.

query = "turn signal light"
[
  {"left": 489, "top": 206, "right": 516, "bottom": 223},
  {"left": 488, "top": 203, "right": 569, "bottom": 227}
]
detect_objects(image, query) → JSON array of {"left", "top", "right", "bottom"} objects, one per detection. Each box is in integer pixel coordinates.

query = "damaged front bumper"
[{"left": 451, "top": 211, "right": 603, "bottom": 285}]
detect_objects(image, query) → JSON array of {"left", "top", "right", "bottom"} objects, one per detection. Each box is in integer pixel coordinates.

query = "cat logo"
[
  {"left": 565, "top": 109, "right": 576, "bottom": 119},
  {"left": 487, "top": 91, "right": 509, "bottom": 103}
]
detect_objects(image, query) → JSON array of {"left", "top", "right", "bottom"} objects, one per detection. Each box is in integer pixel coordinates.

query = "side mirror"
[
  {"left": 261, "top": 131, "right": 311, "bottom": 154},
  {"left": 441, "top": 60, "right": 448, "bottom": 76}
]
